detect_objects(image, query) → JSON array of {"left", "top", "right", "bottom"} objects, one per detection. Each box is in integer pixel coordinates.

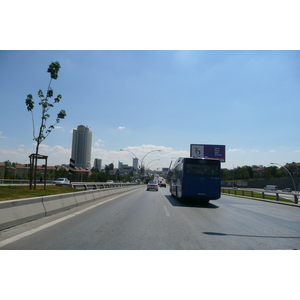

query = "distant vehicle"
[
  {"left": 53, "top": 178, "right": 70, "bottom": 185},
  {"left": 159, "top": 183, "right": 166, "bottom": 188},
  {"left": 147, "top": 182, "right": 159, "bottom": 191},
  {"left": 168, "top": 157, "right": 221, "bottom": 204},
  {"left": 106, "top": 180, "right": 114, "bottom": 183},
  {"left": 264, "top": 185, "right": 278, "bottom": 191},
  {"left": 282, "top": 188, "right": 292, "bottom": 193}
]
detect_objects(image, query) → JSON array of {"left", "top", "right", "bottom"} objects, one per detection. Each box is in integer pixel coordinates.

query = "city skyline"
[{"left": 1, "top": 51, "right": 300, "bottom": 171}]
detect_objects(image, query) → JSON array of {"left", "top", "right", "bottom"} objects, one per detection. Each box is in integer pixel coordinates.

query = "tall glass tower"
[
  {"left": 71, "top": 125, "right": 92, "bottom": 169},
  {"left": 133, "top": 158, "right": 138, "bottom": 171}
]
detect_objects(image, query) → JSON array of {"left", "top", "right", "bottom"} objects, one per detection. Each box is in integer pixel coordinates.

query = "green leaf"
[
  {"left": 54, "top": 94, "right": 62, "bottom": 103},
  {"left": 47, "top": 61, "right": 61, "bottom": 80},
  {"left": 38, "top": 90, "right": 44, "bottom": 98},
  {"left": 47, "top": 88, "right": 53, "bottom": 98},
  {"left": 57, "top": 109, "right": 66, "bottom": 119},
  {"left": 25, "top": 94, "right": 34, "bottom": 111}
]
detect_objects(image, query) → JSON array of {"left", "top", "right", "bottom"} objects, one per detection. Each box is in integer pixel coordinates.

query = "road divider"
[
  {"left": 0, "top": 197, "right": 46, "bottom": 231},
  {"left": 0, "top": 185, "right": 142, "bottom": 231},
  {"left": 43, "top": 193, "right": 77, "bottom": 216},
  {"left": 221, "top": 188, "right": 299, "bottom": 206}
]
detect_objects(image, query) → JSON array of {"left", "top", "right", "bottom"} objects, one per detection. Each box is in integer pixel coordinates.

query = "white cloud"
[
  {"left": 0, "top": 149, "right": 29, "bottom": 164},
  {"left": 0, "top": 132, "right": 7, "bottom": 138},
  {"left": 269, "top": 150, "right": 276, "bottom": 153},
  {"left": 229, "top": 149, "right": 243, "bottom": 152},
  {"left": 0, "top": 149, "right": 20, "bottom": 156},
  {"left": 117, "top": 144, "right": 189, "bottom": 169},
  {"left": 118, "top": 126, "right": 125, "bottom": 130},
  {"left": 95, "top": 139, "right": 105, "bottom": 147},
  {"left": 39, "top": 144, "right": 71, "bottom": 155}
]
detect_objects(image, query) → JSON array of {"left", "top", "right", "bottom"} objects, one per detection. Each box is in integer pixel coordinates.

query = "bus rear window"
[{"left": 185, "top": 160, "right": 219, "bottom": 176}]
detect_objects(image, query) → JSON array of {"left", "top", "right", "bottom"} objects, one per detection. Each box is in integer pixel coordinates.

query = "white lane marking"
[
  {"left": 0, "top": 190, "right": 135, "bottom": 248},
  {"left": 163, "top": 205, "right": 170, "bottom": 217}
]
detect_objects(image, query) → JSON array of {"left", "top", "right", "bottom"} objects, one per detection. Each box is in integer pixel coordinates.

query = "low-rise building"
[{"left": 0, "top": 162, "right": 5, "bottom": 178}]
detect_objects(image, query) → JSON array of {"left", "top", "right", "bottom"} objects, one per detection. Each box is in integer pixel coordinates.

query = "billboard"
[{"left": 190, "top": 144, "right": 226, "bottom": 162}]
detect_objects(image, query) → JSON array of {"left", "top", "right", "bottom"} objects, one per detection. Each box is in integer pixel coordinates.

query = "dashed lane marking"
[{"left": 163, "top": 205, "right": 170, "bottom": 217}]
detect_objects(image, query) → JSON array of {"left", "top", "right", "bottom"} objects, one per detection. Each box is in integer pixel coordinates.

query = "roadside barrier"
[
  {"left": 221, "top": 188, "right": 299, "bottom": 205},
  {"left": 0, "top": 185, "right": 142, "bottom": 231},
  {"left": 71, "top": 182, "right": 133, "bottom": 190},
  {"left": 42, "top": 193, "right": 78, "bottom": 216},
  {"left": 0, "top": 197, "right": 46, "bottom": 231}
]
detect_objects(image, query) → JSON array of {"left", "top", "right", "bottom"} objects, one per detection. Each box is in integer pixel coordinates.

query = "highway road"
[{"left": 1, "top": 185, "right": 299, "bottom": 250}]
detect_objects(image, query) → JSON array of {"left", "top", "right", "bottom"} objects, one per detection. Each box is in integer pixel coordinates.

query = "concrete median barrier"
[
  {"left": 84, "top": 191, "right": 95, "bottom": 203},
  {"left": 43, "top": 193, "right": 77, "bottom": 216},
  {"left": 0, "top": 185, "right": 144, "bottom": 231},
  {"left": 92, "top": 189, "right": 107, "bottom": 199},
  {"left": 0, "top": 197, "right": 46, "bottom": 231},
  {"left": 74, "top": 190, "right": 95, "bottom": 206}
]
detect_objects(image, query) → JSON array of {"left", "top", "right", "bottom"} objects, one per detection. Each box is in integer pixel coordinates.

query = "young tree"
[{"left": 25, "top": 61, "right": 67, "bottom": 189}]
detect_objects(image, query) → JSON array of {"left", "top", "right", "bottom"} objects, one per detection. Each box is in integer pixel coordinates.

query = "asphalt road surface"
[{"left": 1, "top": 186, "right": 299, "bottom": 250}]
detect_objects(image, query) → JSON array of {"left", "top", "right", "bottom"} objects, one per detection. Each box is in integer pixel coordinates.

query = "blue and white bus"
[{"left": 168, "top": 157, "right": 221, "bottom": 203}]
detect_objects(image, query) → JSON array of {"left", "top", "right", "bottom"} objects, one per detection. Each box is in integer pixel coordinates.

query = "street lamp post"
[
  {"left": 140, "top": 150, "right": 161, "bottom": 175},
  {"left": 120, "top": 148, "right": 139, "bottom": 171},
  {"left": 145, "top": 159, "right": 160, "bottom": 171},
  {"left": 120, "top": 148, "right": 162, "bottom": 178},
  {"left": 120, "top": 149, "right": 138, "bottom": 159},
  {"left": 148, "top": 164, "right": 158, "bottom": 170},
  {"left": 270, "top": 162, "right": 298, "bottom": 204}
]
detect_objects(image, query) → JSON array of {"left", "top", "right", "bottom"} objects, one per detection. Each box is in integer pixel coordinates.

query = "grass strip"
[
  {"left": 222, "top": 189, "right": 293, "bottom": 203},
  {"left": 0, "top": 185, "right": 81, "bottom": 201}
]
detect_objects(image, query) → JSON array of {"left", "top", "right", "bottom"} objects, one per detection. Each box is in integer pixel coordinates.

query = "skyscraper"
[
  {"left": 94, "top": 158, "right": 102, "bottom": 172},
  {"left": 133, "top": 158, "right": 138, "bottom": 171},
  {"left": 71, "top": 125, "right": 92, "bottom": 169}
]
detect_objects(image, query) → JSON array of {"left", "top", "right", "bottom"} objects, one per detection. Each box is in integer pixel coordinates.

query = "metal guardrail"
[
  {"left": 0, "top": 179, "right": 139, "bottom": 189},
  {"left": 0, "top": 179, "right": 32, "bottom": 185},
  {"left": 221, "top": 188, "right": 299, "bottom": 204},
  {"left": 0, "top": 179, "right": 55, "bottom": 185},
  {"left": 71, "top": 182, "right": 139, "bottom": 190}
]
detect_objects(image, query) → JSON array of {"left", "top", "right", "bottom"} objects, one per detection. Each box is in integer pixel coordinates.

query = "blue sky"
[{"left": 1, "top": 50, "right": 300, "bottom": 170}]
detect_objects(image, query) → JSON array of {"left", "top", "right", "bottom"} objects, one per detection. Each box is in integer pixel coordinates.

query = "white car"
[
  {"left": 147, "top": 182, "right": 159, "bottom": 191},
  {"left": 53, "top": 178, "right": 70, "bottom": 185}
]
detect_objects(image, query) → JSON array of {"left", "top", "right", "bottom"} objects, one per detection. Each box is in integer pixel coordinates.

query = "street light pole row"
[
  {"left": 120, "top": 148, "right": 162, "bottom": 175},
  {"left": 270, "top": 162, "right": 298, "bottom": 204}
]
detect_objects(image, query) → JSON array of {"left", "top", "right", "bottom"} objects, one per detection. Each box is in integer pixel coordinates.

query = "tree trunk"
[{"left": 33, "top": 142, "right": 40, "bottom": 190}]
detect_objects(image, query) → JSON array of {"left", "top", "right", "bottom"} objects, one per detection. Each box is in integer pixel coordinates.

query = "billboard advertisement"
[{"left": 190, "top": 144, "right": 226, "bottom": 162}]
